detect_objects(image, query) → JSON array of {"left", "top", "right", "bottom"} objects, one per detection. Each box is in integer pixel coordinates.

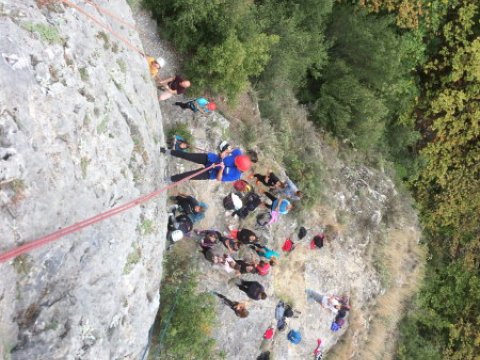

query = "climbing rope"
[
  {"left": 0, "top": 164, "right": 216, "bottom": 263},
  {"left": 42, "top": 0, "right": 146, "bottom": 57},
  {"left": 82, "top": 0, "right": 137, "bottom": 32}
]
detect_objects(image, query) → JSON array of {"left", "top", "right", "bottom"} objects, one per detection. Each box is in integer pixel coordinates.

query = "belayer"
[{"left": 160, "top": 146, "right": 256, "bottom": 183}]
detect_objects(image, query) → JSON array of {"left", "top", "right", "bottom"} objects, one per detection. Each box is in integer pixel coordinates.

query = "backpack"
[
  {"left": 234, "top": 192, "right": 261, "bottom": 218},
  {"left": 298, "top": 226, "right": 307, "bottom": 239},
  {"left": 233, "top": 179, "right": 252, "bottom": 193},
  {"left": 257, "top": 212, "right": 273, "bottom": 226},
  {"left": 284, "top": 305, "right": 294, "bottom": 318},
  {"left": 223, "top": 193, "right": 243, "bottom": 210},
  {"left": 311, "top": 234, "right": 324, "bottom": 249},
  {"left": 282, "top": 239, "right": 294, "bottom": 252},
  {"left": 287, "top": 329, "right": 302, "bottom": 344},
  {"left": 167, "top": 214, "right": 193, "bottom": 234}
]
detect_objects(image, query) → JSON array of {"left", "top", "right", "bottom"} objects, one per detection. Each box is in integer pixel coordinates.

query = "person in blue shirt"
[
  {"left": 174, "top": 97, "right": 216, "bottom": 114},
  {"left": 160, "top": 146, "right": 254, "bottom": 182},
  {"left": 173, "top": 194, "right": 208, "bottom": 224}
]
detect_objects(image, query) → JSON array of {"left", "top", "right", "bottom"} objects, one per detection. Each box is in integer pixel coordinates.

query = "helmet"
[
  {"left": 206, "top": 102, "right": 216, "bottom": 111},
  {"left": 231, "top": 193, "right": 243, "bottom": 210},
  {"left": 234, "top": 155, "right": 252, "bottom": 172},
  {"left": 156, "top": 57, "right": 166, "bottom": 68},
  {"left": 169, "top": 230, "right": 183, "bottom": 242}
]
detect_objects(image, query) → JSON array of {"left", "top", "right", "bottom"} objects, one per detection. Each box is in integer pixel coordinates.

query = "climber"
[
  {"left": 172, "top": 193, "right": 208, "bottom": 224},
  {"left": 263, "top": 192, "right": 292, "bottom": 215},
  {"left": 237, "top": 280, "right": 267, "bottom": 300},
  {"left": 174, "top": 97, "right": 217, "bottom": 114},
  {"left": 146, "top": 56, "right": 165, "bottom": 79},
  {"left": 157, "top": 74, "right": 191, "bottom": 100},
  {"left": 160, "top": 146, "right": 253, "bottom": 183},
  {"left": 213, "top": 292, "right": 250, "bottom": 318}
]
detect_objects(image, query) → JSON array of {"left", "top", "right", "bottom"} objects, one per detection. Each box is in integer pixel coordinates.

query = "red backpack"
[{"left": 282, "top": 238, "right": 294, "bottom": 252}]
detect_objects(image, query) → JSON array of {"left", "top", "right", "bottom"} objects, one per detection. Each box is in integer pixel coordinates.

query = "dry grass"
[{"left": 326, "top": 228, "right": 425, "bottom": 360}]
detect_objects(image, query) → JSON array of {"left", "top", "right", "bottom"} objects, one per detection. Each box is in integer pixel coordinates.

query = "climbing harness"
[{"left": 0, "top": 164, "right": 215, "bottom": 263}]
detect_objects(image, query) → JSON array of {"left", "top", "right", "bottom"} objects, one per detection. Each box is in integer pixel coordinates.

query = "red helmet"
[
  {"left": 234, "top": 155, "right": 251, "bottom": 172},
  {"left": 206, "top": 102, "right": 216, "bottom": 111}
]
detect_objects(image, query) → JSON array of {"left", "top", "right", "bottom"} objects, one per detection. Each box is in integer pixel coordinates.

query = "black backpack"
[
  {"left": 168, "top": 214, "right": 193, "bottom": 234},
  {"left": 223, "top": 192, "right": 242, "bottom": 210},
  {"left": 233, "top": 192, "right": 261, "bottom": 219}
]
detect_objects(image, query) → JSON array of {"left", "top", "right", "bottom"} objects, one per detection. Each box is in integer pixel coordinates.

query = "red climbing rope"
[
  {"left": 82, "top": 0, "right": 137, "bottom": 32},
  {"left": 0, "top": 164, "right": 216, "bottom": 263},
  {"left": 60, "top": 0, "right": 146, "bottom": 57}
]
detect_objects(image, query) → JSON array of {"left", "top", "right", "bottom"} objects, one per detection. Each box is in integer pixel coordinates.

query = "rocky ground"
[{"left": 132, "top": 5, "right": 423, "bottom": 360}]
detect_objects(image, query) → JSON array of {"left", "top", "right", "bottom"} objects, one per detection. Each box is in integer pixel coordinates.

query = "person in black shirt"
[
  {"left": 237, "top": 228, "right": 259, "bottom": 245},
  {"left": 237, "top": 280, "right": 267, "bottom": 300}
]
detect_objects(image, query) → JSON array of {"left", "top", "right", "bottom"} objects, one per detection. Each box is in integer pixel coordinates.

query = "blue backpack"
[{"left": 287, "top": 329, "right": 302, "bottom": 344}]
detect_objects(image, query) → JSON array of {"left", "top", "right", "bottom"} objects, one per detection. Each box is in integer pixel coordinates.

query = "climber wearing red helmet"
[
  {"left": 174, "top": 97, "right": 216, "bottom": 114},
  {"left": 160, "top": 145, "right": 256, "bottom": 183}
]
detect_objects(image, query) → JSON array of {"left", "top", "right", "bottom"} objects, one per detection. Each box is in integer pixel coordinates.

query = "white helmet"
[
  {"left": 156, "top": 57, "right": 166, "bottom": 68},
  {"left": 231, "top": 193, "right": 243, "bottom": 210},
  {"left": 169, "top": 230, "right": 183, "bottom": 242}
]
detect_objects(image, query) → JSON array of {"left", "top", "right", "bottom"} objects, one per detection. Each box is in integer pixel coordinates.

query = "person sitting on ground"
[
  {"left": 212, "top": 254, "right": 236, "bottom": 274},
  {"left": 146, "top": 56, "right": 165, "bottom": 79},
  {"left": 196, "top": 229, "right": 221, "bottom": 253},
  {"left": 251, "top": 244, "right": 280, "bottom": 260},
  {"left": 256, "top": 259, "right": 276, "bottom": 276},
  {"left": 253, "top": 171, "right": 281, "bottom": 189},
  {"left": 263, "top": 192, "right": 292, "bottom": 215},
  {"left": 213, "top": 292, "right": 250, "bottom": 318},
  {"left": 220, "top": 235, "right": 241, "bottom": 253},
  {"left": 160, "top": 146, "right": 253, "bottom": 183},
  {"left": 173, "top": 193, "right": 208, "bottom": 224},
  {"left": 157, "top": 75, "right": 191, "bottom": 101},
  {"left": 237, "top": 228, "right": 259, "bottom": 245},
  {"left": 275, "top": 176, "right": 303, "bottom": 201},
  {"left": 174, "top": 97, "right": 217, "bottom": 114},
  {"left": 237, "top": 280, "right": 267, "bottom": 300},
  {"left": 168, "top": 135, "right": 190, "bottom": 152},
  {"left": 233, "top": 259, "right": 256, "bottom": 275},
  {"left": 306, "top": 290, "right": 342, "bottom": 314}
]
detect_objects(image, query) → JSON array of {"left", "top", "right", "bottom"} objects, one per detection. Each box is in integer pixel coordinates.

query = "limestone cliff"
[{"left": 0, "top": 1, "right": 166, "bottom": 359}]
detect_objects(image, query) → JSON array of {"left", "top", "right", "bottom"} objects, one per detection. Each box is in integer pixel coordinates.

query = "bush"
[{"left": 149, "top": 245, "right": 219, "bottom": 360}]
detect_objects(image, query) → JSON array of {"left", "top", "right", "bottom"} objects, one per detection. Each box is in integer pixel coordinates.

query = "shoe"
[{"left": 160, "top": 146, "right": 167, "bottom": 154}]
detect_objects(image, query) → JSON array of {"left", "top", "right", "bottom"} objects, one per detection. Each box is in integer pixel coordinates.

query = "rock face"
[{"left": 0, "top": 1, "right": 166, "bottom": 359}]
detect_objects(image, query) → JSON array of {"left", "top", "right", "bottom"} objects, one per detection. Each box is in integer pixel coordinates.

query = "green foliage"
[
  {"left": 397, "top": 2, "right": 480, "bottom": 359},
  {"left": 149, "top": 245, "right": 218, "bottom": 360},
  {"left": 187, "top": 33, "right": 278, "bottom": 100},
  {"left": 22, "top": 22, "right": 62, "bottom": 44},
  {"left": 302, "top": 4, "right": 423, "bottom": 154},
  {"left": 166, "top": 123, "right": 194, "bottom": 147},
  {"left": 143, "top": 0, "right": 278, "bottom": 100}
]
